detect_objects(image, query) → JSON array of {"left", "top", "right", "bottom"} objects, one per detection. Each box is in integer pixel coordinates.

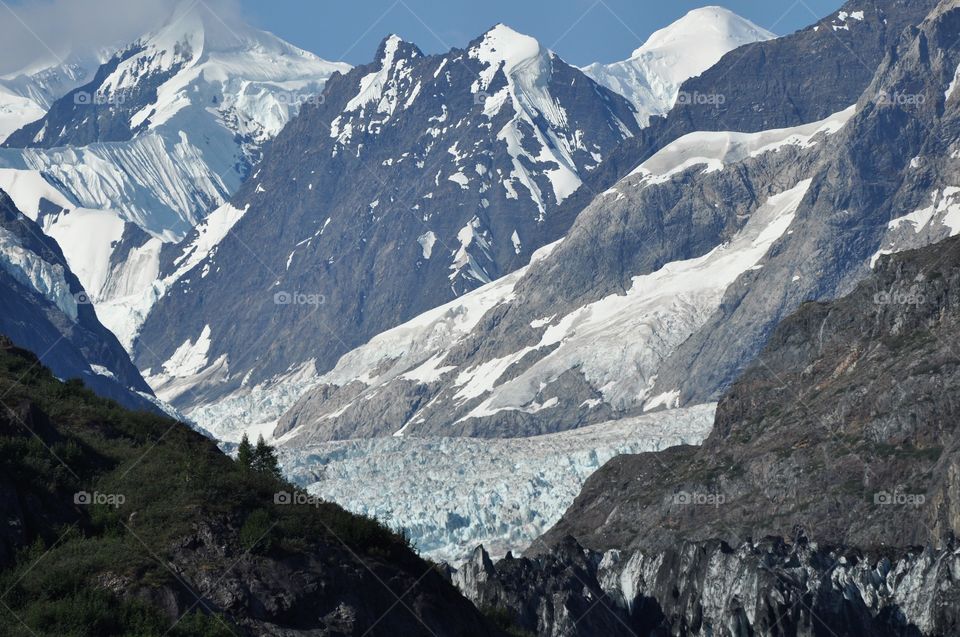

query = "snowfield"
[{"left": 280, "top": 404, "right": 716, "bottom": 563}]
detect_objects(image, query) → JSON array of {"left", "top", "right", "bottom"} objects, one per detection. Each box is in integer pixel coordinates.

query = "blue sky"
[{"left": 238, "top": 0, "right": 847, "bottom": 66}]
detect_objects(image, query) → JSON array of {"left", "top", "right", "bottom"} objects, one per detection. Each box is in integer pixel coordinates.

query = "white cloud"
[{"left": 0, "top": 0, "right": 242, "bottom": 76}]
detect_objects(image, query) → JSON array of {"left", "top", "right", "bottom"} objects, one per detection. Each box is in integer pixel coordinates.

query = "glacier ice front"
[{"left": 279, "top": 405, "right": 715, "bottom": 563}]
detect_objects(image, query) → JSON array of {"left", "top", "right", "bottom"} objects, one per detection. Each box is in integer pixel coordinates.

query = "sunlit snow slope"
[{"left": 0, "top": 2, "right": 348, "bottom": 350}]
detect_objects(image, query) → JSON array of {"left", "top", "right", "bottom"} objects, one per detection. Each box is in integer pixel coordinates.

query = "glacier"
[{"left": 280, "top": 404, "right": 716, "bottom": 563}]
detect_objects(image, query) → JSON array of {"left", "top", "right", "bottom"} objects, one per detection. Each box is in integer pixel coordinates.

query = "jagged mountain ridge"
[
  {"left": 276, "top": 0, "right": 952, "bottom": 445},
  {"left": 132, "top": 24, "right": 652, "bottom": 417}
]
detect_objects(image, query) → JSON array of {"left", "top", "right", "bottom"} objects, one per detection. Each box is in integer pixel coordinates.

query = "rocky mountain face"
[
  {"left": 132, "top": 24, "right": 651, "bottom": 414},
  {"left": 0, "top": 335, "right": 503, "bottom": 636},
  {"left": 276, "top": 0, "right": 960, "bottom": 446},
  {"left": 456, "top": 537, "right": 960, "bottom": 637},
  {"left": 0, "top": 190, "right": 156, "bottom": 411},
  {"left": 557, "top": 0, "right": 942, "bottom": 238},
  {"left": 451, "top": 203, "right": 960, "bottom": 636}
]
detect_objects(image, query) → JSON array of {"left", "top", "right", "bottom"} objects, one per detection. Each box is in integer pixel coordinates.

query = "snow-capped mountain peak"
[
  {"left": 0, "top": 1, "right": 350, "bottom": 236},
  {"left": 92, "top": 3, "right": 350, "bottom": 139},
  {"left": 582, "top": 6, "right": 775, "bottom": 124},
  {"left": 0, "top": 3, "right": 351, "bottom": 353},
  {"left": 464, "top": 24, "right": 608, "bottom": 216},
  {"left": 470, "top": 23, "right": 544, "bottom": 87},
  {"left": 633, "top": 6, "right": 769, "bottom": 57}
]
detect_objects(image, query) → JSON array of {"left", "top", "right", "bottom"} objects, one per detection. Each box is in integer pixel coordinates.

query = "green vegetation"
[
  {"left": 234, "top": 434, "right": 282, "bottom": 478},
  {"left": 0, "top": 340, "right": 419, "bottom": 636}
]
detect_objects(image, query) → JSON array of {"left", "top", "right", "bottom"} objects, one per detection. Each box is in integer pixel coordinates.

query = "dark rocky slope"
[
  {"left": 454, "top": 232, "right": 960, "bottom": 636},
  {"left": 0, "top": 336, "right": 502, "bottom": 636}
]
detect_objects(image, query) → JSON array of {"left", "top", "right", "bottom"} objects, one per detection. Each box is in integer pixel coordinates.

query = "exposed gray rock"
[
  {"left": 456, "top": 538, "right": 960, "bottom": 637},
  {"left": 461, "top": 210, "right": 960, "bottom": 636}
]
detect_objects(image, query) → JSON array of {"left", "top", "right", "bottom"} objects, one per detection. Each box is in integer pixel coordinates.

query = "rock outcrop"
[{"left": 452, "top": 223, "right": 960, "bottom": 636}]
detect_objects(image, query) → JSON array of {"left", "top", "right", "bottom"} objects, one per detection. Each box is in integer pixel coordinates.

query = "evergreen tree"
[
  {"left": 236, "top": 434, "right": 253, "bottom": 470},
  {"left": 252, "top": 435, "right": 282, "bottom": 478}
]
